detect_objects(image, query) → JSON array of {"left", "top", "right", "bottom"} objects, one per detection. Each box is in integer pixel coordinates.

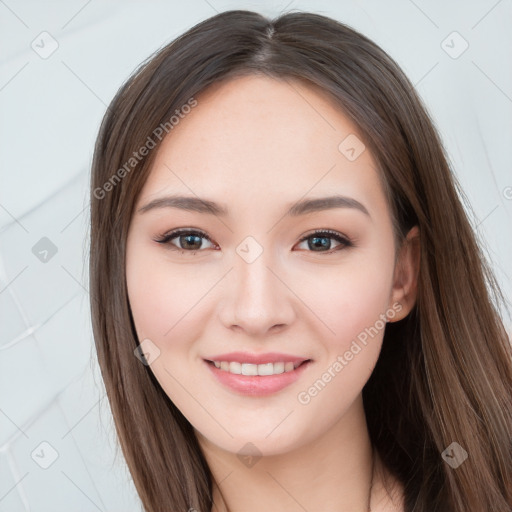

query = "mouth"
[
  {"left": 202, "top": 355, "right": 313, "bottom": 396},
  {"left": 204, "top": 359, "right": 311, "bottom": 376}
]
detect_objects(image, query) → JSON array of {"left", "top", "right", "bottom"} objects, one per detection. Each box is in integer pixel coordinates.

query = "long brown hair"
[{"left": 89, "top": 10, "right": 512, "bottom": 511}]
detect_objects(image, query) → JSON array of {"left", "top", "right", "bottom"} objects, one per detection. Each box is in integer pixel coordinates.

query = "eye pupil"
[
  {"left": 309, "top": 236, "right": 331, "bottom": 251},
  {"left": 181, "top": 234, "right": 202, "bottom": 250}
]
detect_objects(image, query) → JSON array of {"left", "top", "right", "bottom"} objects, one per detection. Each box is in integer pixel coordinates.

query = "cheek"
[
  {"left": 336, "top": 267, "right": 391, "bottom": 346},
  {"left": 127, "top": 259, "right": 178, "bottom": 339},
  {"left": 293, "top": 249, "right": 395, "bottom": 351},
  {"left": 290, "top": 252, "right": 394, "bottom": 425},
  {"left": 126, "top": 244, "right": 214, "bottom": 356}
]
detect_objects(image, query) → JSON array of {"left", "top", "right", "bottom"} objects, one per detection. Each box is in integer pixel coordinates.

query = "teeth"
[
  {"left": 230, "top": 361, "right": 241, "bottom": 374},
  {"left": 211, "top": 360, "right": 304, "bottom": 376}
]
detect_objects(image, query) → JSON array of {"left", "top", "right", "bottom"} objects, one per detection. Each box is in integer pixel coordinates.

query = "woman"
[{"left": 89, "top": 9, "right": 512, "bottom": 512}]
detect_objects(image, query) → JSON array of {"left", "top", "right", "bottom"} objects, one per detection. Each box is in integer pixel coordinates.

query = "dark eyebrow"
[
  {"left": 137, "top": 194, "right": 370, "bottom": 218},
  {"left": 138, "top": 195, "right": 228, "bottom": 216},
  {"left": 287, "top": 195, "right": 370, "bottom": 217}
]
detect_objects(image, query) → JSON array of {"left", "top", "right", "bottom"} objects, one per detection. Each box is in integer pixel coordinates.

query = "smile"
[
  {"left": 203, "top": 357, "right": 312, "bottom": 396},
  {"left": 209, "top": 360, "right": 303, "bottom": 376}
]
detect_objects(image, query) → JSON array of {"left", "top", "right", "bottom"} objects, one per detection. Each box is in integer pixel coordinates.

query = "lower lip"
[{"left": 203, "top": 360, "right": 312, "bottom": 396}]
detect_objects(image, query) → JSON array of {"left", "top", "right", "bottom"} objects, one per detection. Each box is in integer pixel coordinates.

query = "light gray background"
[{"left": 1, "top": 1, "right": 511, "bottom": 510}]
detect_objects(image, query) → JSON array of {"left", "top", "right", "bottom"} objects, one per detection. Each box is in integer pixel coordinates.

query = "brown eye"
[
  {"left": 154, "top": 229, "right": 216, "bottom": 251},
  {"left": 296, "top": 230, "right": 353, "bottom": 253}
]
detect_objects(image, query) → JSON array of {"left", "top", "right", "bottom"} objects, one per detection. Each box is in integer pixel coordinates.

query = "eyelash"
[{"left": 153, "top": 228, "right": 353, "bottom": 254}]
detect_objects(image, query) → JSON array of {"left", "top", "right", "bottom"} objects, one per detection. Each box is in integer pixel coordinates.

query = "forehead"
[{"left": 136, "top": 74, "right": 386, "bottom": 218}]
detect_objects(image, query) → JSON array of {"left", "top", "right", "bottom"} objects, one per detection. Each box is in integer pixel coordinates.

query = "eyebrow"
[{"left": 137, "top": 194, "right": 370, "bottom": 218}]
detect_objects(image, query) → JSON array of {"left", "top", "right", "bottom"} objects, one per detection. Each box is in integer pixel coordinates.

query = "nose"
[{"left": 217, "top": 246, "right": 296, "bottom": 337}]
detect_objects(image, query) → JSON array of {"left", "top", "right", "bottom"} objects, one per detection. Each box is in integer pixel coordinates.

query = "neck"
[{"left": 199, "top": 395, "right": 382, "bottom": 512}]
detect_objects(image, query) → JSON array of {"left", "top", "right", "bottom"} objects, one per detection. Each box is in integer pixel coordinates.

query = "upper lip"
[{"left": 205, "top": 352, "right": 311, "bottom": 365}]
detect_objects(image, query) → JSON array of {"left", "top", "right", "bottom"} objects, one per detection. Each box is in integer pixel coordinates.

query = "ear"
[{"left": 388, "top": 225, "right": 420, "bottom": 322}]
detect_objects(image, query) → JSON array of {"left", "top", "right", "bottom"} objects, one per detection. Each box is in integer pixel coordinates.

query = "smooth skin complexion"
[{"left": 125, "top": 74, "right": 420, "bottom": 512}]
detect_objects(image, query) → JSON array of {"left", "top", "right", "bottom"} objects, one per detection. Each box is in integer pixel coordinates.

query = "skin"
[{"left": 126, "top": 74, "right": 420, "bottom": 512}]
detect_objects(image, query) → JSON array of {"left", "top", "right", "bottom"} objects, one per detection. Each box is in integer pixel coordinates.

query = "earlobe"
[{"left": 388, "top": 226, "right": 420, "bottom": 322}]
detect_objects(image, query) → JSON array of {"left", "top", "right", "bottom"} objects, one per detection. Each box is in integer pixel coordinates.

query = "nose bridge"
[
  {"left": 221, "top": 238, "right": 294, "bottom": 333},
  {"left": 236, "top": 248, "right": 274, "bottom": 302}
]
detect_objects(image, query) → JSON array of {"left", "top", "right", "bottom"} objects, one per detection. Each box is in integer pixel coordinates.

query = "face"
[{"left": 126, "top": 74, "right": 415, "bottom": 457}]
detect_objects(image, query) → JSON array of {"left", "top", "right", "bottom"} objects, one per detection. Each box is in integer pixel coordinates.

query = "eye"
[
  {"left": 154, "top": 228, "right": 353, "bottom": 254},
  {"left": 295, "top": 229, "right": 353, "bottom": 253},
  {"left": 154, "top": 229, "right": 217, "bottom": 252}
]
